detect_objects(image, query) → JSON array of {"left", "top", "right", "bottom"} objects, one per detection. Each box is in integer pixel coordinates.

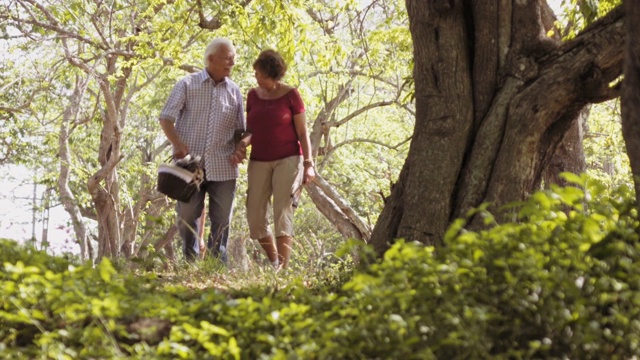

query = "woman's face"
[{"left": 254, "top": 69, "right": 277, "bottom": 90}]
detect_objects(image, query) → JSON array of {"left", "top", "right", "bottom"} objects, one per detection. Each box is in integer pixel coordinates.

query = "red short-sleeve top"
[{"left": 246, "top": 88, "right": 305, "bottom": 161}]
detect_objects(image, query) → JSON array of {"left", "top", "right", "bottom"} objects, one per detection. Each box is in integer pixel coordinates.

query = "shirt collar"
[{"left": 198, "top": 69, "right": 227, "bottom": 85}]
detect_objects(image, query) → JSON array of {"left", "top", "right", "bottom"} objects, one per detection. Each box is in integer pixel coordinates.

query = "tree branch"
[
  {"left": 8, "top": 0, "right": 109, "bottom": 50},
  {"left": 331, "top": 136, "right": 412, "bottom": 152},
  {"left": 325, "top": 100, "right": 395, "bottom": 128},
  {"left": 195, "top": 0, "right": 254, "bottom": 29},
  {"left": 306, "top": 175, "right": 371, "bottom": 241},
  {"left": 539, "top": 5, "right": 624, "bottom": 106},
  {"left": 306, "top": 69, "right": 399, "bottom": 88}
]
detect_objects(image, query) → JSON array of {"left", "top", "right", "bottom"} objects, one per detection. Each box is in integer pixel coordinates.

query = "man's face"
[{"left": 207, "top": 45, "right": 236, "bottom": 81}]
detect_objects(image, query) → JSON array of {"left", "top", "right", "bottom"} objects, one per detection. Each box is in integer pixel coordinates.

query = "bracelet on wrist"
[{"left": 303, "top": 159, "right": 314, "bottom": 167}]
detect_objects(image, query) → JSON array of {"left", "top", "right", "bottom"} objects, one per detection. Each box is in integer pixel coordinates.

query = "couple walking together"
[{"left": 159, "top": 38, "right": 315, "bottom": 270}]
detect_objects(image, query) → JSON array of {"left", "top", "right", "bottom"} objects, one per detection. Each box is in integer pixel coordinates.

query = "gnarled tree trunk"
[
  {"left": 85, "top": 54, "right": 132, "bottom": 259},
  {"left": 371, "top": 1, "right": 625, "bottom": 254}
]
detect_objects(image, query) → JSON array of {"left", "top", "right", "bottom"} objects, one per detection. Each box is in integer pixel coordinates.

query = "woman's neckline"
[{"left": 253, "top": 86, "right": 293, "bottom": 101}]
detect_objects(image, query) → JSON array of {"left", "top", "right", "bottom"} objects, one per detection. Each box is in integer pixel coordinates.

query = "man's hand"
[
  {"left": 173, "top": 141, "right": 190, "bottom": 160},
  {"left": 159, "top": 119, "right": 190, "bottom": 159},
  {"left": 230, "top": 143, "right": 247, "bottom": 164}
]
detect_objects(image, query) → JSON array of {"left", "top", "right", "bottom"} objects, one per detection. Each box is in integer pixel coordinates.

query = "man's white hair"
[{"left": 204, "top": 38, "right": 234, "bottom": 67}]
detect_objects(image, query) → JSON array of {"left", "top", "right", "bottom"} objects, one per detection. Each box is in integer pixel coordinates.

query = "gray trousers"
[{"left": 176, "top": 179, "right": 236, "bottom": 262}]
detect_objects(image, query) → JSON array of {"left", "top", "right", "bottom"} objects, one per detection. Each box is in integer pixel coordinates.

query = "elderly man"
[{"left": 159, "top": 38, "right": 246, "bottom": 262}]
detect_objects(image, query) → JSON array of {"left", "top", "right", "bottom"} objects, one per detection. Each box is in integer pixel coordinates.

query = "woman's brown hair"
[{"left": 253, "top": 49, "right": 287, "bottom": 80}]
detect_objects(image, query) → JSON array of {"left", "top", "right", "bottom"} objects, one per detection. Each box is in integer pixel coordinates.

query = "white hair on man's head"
[{"left": 204, "top": 38, "right": 234, "bottom": 66}]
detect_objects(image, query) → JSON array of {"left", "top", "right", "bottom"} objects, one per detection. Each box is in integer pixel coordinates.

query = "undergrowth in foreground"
[{"left": 1, "top": 174, "right": 640, "bottom": 359}]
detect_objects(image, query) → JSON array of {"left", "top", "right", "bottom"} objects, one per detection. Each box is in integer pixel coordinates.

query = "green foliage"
[
  {"left": 583, "top": 100, "right": 632, "bottom": 191},
  {"left": 2, "top": 178, "right": 640, "bottom": 359},
  {"left": 554, "top": 0, "right": 622, "bottom": 39}
]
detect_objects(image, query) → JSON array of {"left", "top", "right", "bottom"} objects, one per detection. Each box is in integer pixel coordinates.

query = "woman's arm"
[{"left": 293, "top": 112, "right": 316, "bottom": 184}]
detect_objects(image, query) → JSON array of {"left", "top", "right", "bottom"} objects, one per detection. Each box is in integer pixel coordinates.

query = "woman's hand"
[{"left": 303, "top": 162, "right": 316, "bottom": 184}]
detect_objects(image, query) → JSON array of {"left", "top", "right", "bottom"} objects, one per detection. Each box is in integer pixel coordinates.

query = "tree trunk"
[
  {"left": 88, "top": 72, "right": 126, "bottom": 259},
  {"left": 58, "top": 76, "right": 91, "bottom": 261},
  {"left": 371, "top": 1, "right": 625, "bottom": 254},
  {"left": 89, "top": 172, "right": 122, "bottom": 259},
  {"left": 542, "top": 107, "right": 588, "bottom": 188},
  {"left": 621, "top": 0, "right": 640, "bottom": 208},
  {"left": 373, "top": 0, "right": 474, "bottom": 247},
  {"left": 120, "top": 167, "right": 159, "bottom": 258}
]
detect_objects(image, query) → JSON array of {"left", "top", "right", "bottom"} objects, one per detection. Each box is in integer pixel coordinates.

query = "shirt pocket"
[
  {"left": 218, "top": 100, "right": 237, "bottom": 128},
  {"left": 213, "top": 102, "right": 237, "bottom": 148}
]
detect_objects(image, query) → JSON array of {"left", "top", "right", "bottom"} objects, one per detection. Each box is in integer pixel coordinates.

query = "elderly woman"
[{"left": 231, "top": 49, "right": 315, "bottom": 270}]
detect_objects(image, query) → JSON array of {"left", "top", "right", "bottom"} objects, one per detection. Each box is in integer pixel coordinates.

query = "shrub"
[{"left": 1, "top": 176, "right": 639, "bottom": 359}]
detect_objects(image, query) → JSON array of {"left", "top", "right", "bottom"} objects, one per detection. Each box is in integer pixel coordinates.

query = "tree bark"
[
  {"left": 305, "top": 175, "right": 371, "bottom": 242},
  {"left": 375, "top": 0, "right": 474, "bottom": 247},
  {"left": 483, "top": 6, "right": 623, "bottom": 215},
  {"left": 371, "top": 1, "right": 626, "bottom": 254},
  {"left": 621, "top": 0, "right": 640, "bottom": 208},
  {"left": 542, "top": 107, "right": 588, "bottom": 188},
  {"left": 58, "top": 76, "right": 91, "bottom": 261},
  {"left": 88, "top": 64, "right": 129, "bottom": 259}
]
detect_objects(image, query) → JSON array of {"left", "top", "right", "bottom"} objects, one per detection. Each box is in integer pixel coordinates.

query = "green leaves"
[
  {"left": 555, "top": 0, "right": 622, "bottom": 38},
  {"left": 98, "top": 257, "right": 115, "bottom": 282},
  {"left": 1, "top": 178, "right": 640, "bottom": 358}
]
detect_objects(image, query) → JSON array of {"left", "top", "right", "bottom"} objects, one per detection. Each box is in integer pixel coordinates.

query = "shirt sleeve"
[
  {"left": 159, "top": 79, "right": 186, "bottom": 123},
  {"left": 289, "top": 88, "right": 305, "bottom": 115}
]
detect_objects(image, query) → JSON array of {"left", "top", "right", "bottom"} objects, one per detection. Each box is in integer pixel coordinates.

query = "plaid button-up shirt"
[{"left": 160, "top": 70, "right": 245, "bottom": 181}]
